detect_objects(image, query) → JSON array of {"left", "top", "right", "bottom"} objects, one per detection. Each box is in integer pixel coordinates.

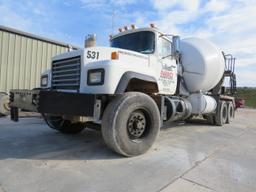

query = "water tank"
[
  {"left": 180, "top": 38, "right": 225, "bottom": 93},
  {"left": 188, "top": 93, "right": 217, "bottom": 114}
]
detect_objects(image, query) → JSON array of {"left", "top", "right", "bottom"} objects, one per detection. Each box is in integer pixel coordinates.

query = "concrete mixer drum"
[{"left": 180, "top": 38, "right": 225, "bottom": 93}]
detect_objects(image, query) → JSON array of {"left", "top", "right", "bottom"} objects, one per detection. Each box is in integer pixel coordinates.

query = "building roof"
[{"left": 0, "top": 25, "right": 80, "bottom": 50}]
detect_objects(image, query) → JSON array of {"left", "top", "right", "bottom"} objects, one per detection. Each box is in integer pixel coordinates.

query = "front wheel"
[
  {"left": 101, "top": 92, "right": 161, "bottom": 157},
  {"left": 43, "top": 115, "right": 85, "bottom": 134}
]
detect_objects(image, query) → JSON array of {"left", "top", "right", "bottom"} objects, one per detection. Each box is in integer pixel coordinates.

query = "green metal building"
[{"left": 0, "top": 25, "right": 79, "bottom": 115}]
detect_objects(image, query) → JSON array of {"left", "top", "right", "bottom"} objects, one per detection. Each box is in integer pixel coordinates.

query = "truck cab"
[{"left": 42, "top": 26, "right": 178, "bottom": 95}]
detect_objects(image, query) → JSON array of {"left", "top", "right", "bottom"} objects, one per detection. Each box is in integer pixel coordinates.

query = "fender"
[{"left": 115, "top": 71, "right": 158, "bottom": 94}]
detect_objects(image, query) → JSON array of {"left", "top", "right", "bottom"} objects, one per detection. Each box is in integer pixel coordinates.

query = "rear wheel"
[
  {"left": 101, "top": 92, "right": 160, "bottom": 157},
  {"left": 215, "top": 101, "right": 228, "bottom": 126},
  {"left": 43, "top": 115, "right": 85, "bottom": 134},
  {"left": 226, "top": 101, "right": 235, "bottom": 124},
  {"left": 205, "top": 115, "right": 215, "bottom": 125}
]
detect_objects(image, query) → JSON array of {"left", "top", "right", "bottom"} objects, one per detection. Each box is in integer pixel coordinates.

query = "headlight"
[
  {"left": 41, "top": 75, "right": 48, "bottom": 87},
  {"left": 87, "top": 69, "right": 104, "bottom": 85}
]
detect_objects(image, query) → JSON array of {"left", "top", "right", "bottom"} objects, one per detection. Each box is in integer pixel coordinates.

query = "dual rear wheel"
[{"left": 206, "top": 100, "right": 235, "bottom": 126}]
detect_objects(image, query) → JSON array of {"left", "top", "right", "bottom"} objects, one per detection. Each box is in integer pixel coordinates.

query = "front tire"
[
  {"left": 101, "top": 92, "right": 161, "bottom": 157},
  {"left": 43, "top": 115, "right": 85, "bottom": 134}
]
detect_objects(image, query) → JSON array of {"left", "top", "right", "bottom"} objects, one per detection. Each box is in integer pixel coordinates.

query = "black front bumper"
[{"left": 10, "top": 90, "right": 96, "bottom": 121}]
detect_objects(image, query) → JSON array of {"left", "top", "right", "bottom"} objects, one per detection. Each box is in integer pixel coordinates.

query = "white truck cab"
[
  {"left": 10, "top": 25, "right": 237, "bottom": 157},
  {"left": 44, "top": 27, "right": 178, "bottom": 95}
]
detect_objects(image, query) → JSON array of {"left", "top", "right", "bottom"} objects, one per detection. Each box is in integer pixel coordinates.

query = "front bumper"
[{"left": 10, "top": 90, "right": 97, "bottom": 121}]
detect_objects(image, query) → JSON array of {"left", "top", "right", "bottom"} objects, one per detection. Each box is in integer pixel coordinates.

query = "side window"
[{"left": 160, "top": 38, "right": 172, "bottom": 59}]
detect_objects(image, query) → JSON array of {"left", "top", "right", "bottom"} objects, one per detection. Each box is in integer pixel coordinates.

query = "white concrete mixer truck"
[{"left": 9, "top": 25, "right": 237, "bottom": 156}]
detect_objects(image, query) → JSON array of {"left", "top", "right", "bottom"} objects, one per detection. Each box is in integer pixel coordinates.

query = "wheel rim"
[{"left": 127, "top": 110, "right": 150, "bottom": 141}]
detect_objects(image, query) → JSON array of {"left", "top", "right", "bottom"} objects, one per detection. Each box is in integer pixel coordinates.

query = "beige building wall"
[{"left": 0, "top": 26, "right": 78, "bottom": 93}]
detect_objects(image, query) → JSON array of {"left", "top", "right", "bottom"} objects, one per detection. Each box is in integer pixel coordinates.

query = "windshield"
[{"left": 111, "top": 31, "right": 155, "bottom": 54}]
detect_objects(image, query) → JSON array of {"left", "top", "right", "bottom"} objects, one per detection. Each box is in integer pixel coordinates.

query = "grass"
[{"left": 236, "top": 87, "right": 256, "bottom": 108}]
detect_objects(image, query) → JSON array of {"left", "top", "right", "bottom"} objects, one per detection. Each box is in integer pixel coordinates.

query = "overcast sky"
[{"left": 0, "top": 0, "right": 255, "bottom": 87}]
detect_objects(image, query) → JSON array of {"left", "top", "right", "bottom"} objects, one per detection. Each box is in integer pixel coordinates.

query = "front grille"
[{"left": 52, "top": 56, "right": 81, "bottom": 90}]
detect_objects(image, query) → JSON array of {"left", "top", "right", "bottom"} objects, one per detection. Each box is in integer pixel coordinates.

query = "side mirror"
[{"left": 171, "top": 36, "right": 180, "bottom": 59}]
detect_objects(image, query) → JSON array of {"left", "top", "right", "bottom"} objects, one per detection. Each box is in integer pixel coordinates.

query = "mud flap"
[{"left": 10, "top": 107, "right": 19, "bottom": 122}]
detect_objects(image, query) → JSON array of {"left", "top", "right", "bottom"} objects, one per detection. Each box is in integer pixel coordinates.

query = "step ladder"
[{"left": 223, "top": 53, "right": 237, "bottom": 95}]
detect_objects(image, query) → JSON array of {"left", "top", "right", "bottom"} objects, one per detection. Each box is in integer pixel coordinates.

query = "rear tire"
[
  {"left": 205, "top": 115, "right": 215, "bottom": 125},
  {"left": 43, "top": 115, "right": 85, "bottom": 134},
  {"left": 0, "top": 93, "right": 10, "bottom": 116},
  {"left": 226, "top": 101, "right": 235, "bottom": 124},
  {"left": 101, "top": 92, "right": 160, "bottom": 157},
  {"left": 215, "top": 101, "right": 228, "bottom": 126}
]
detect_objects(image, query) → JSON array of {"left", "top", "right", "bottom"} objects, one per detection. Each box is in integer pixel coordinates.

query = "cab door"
[{"left": 157, "top": 37, "right": 177, "bottom": 95}]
